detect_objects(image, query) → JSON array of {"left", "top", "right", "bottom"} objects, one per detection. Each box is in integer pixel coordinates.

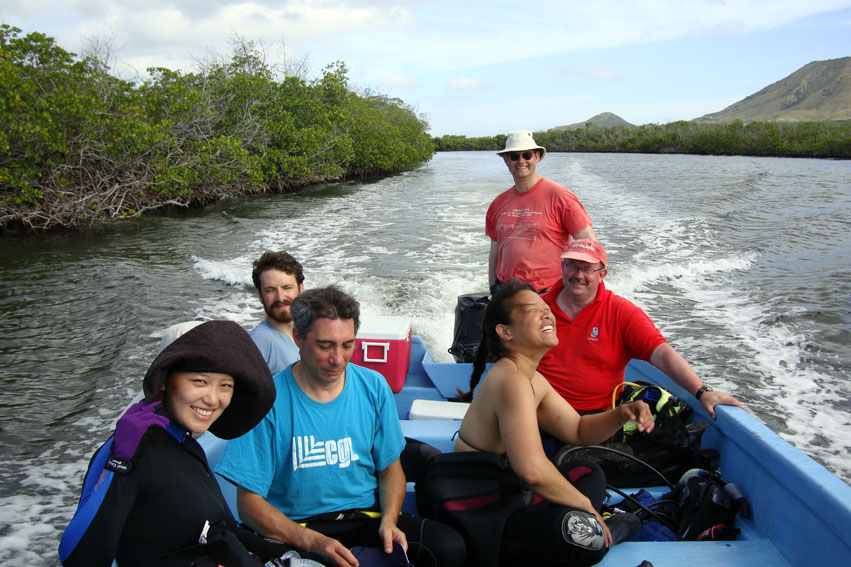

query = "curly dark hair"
[{"left": 252, "top": 251, "right": 304, "bottom": 291}]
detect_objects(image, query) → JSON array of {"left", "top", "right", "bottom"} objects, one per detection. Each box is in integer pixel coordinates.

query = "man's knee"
[
  {"left": 561, "top": 510, "right": 606, "bottom": 551},
  {"left": 406, "top": 517, "right": 466, "bottom": 567}
]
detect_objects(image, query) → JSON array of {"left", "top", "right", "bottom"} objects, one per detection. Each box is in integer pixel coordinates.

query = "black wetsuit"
[
  {"left": 499, "top": 459, "right": 609, "bottom": 566},
  {"left": 59, "top": 422, "right": 257, "bottom": 566}
]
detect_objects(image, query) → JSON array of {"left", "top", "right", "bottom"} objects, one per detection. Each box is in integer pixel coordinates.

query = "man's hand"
[
  {"left": 302, "top": 529, "right": 359, "bottom": 567},
  {"left": 619, "top": 401, "right": 655, "bottom": 434},
  {"left": 113, "top": 400, "right": 169, "bottom": 461},
  {"left": 378, "top": 516, "right": 408, "bottom": 555},
  {"left": 700, "top": 390, "right": 744, "bottom": 419}
]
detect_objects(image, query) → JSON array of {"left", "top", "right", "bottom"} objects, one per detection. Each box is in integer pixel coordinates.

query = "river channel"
[{"left": 0, "top": 151, "right": 849, "bottom": 565}]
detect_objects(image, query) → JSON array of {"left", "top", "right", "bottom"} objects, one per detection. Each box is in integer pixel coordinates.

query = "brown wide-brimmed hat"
[{"left": 143, "top": 320, "right": 275, "bottom": 439}]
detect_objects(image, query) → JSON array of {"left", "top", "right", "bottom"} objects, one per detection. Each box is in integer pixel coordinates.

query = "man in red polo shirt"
[{"left": 537, "top": 239, "right": 742, "bottom": 418}]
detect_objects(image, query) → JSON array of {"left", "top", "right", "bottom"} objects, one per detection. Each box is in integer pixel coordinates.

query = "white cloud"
[
  {"left": 553, "top": 65, "right": 621, "bottom": 81},
  {"left": 447, "top": 76, "right": 491, "bottom": 89},
  {"left": 3, "top": 0, "right": 849, "bottom": 135},
  {"left": 378, "top": 74, "right": 421, "bottom": 89},
  {"left": 6, "top": 0, "right": 849, "bottom": 79}
]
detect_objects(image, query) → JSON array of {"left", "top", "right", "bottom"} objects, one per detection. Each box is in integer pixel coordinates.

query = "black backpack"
[
  {"left": 558, "top": 382, "right": 717, "bottom": 487},
  {"left": 669, "top": 469, "right": 750, "bottom": 541},
  {"left": 447, "top": 292, "right": 489, "bottom": 363},
  {"left": 606, "top": 468, "right": 749, "bottom": 543}
]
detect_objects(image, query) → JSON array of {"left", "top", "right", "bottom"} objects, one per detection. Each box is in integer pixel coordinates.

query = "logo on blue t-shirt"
[{"left": 292, "top": 435, "right": 361, "bottom": 471}]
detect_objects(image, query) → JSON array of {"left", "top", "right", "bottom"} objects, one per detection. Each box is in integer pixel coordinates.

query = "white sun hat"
[
  {"left": 157, "top": 320, "right": 204, "bottom": 352},
  {"left": 496, "top": 130, "right": 546, "bottom": 157}
]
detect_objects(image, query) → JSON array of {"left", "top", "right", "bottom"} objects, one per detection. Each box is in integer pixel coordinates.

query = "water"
[{"left": 1, "top": 151, "right": 849, "bottom": 565}]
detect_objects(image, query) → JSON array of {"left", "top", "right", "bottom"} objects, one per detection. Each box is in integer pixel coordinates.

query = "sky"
[{"left": 2, "top": 1, "right": 850, "bottom": 137}]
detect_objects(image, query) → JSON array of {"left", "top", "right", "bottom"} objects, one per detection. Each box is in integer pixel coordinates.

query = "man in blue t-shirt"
[
  {"left": 249, "top": 250, "right": 304, "bottom": 374},
  {"left": 217, "top": 286, "right": 465, "bottom": 567}
]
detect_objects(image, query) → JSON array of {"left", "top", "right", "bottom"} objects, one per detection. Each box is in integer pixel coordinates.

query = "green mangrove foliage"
[
  {"left": 433, "top": 121, "right": 850, "bottom": 158},
  {"left": 0, "top": 26, "right": 434, "bottom": 233}
]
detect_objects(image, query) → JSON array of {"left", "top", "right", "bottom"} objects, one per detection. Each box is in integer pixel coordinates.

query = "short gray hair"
[{"left": 291, "top": 285, "right": 360, "bottom": 338}]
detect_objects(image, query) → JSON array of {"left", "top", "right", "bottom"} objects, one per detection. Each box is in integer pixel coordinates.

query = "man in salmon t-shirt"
[
  {"left": 486, "top": 130, "right": 597, "bottom": 294},
  {"left": 537, "top": 239, "right": 743, "bottom": 419}
]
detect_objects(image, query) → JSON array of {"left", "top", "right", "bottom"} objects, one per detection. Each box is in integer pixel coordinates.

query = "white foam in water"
[
  {"left": 609, "top": 252, "right": 759, "bottom": 300},
  {"left": 572, "top": 153, "right": 851, "bottom": 482},
  {"left": 609, "top": 236, "right": 851, "bottom": 480},
  {"left": 189, "top": 247, "right": 466, "bottom": 362},
  {"left": 191, "top": 255, "right": 254, "bottom": 288},
  {"left": 190, "top": 155, "right": 851, "bottom": 485},
  {"left": 0, "top": 444, "right": 95, "bottom": 565},
  {"left": 186, "top": 181, "right": 493, "bottom": 363},
  {"left": 9, "top": 153, "right": 848, "bottom": 567}
]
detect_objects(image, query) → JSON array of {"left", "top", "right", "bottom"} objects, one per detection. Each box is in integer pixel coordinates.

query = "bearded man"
[{"left": 250, "top": 250, "right": 305, "bottom": 374}]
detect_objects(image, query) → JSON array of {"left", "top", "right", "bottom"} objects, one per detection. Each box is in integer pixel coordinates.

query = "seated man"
[
  {"left": 216, "top": 286, "right": 465, "bottom": 567},
  {"left": 537, "top": 239, "right": 743, "bottom": 418},
  {"left": 250, "top": 250, "right": 304, "bottom": 374}
]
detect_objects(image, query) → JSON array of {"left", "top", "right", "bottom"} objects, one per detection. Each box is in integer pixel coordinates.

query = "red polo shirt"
[{"left": 538, "top": 280, "right": 667, "bottom": 412}]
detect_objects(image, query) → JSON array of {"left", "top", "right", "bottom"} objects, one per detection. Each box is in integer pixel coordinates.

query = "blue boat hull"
[{"left": 201, "top": 335, "right": 851, "bottom": 567}]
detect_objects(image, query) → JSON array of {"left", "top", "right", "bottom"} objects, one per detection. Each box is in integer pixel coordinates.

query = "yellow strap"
[
  {"left": 298, "top": 510, "right": 382, "bottom": 526},
  {"left": 611, "top": 381, "right": 643, "bottom": 409}
]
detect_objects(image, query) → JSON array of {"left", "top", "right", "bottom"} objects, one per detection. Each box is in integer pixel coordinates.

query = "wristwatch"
[{"left": 694, "top": 385, "right": 713, "bottom": 400}]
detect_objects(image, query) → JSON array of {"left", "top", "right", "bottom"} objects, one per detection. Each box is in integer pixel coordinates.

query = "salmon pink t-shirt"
[{"left": 486, "top": 178, "right": 592, "bottom": 292}]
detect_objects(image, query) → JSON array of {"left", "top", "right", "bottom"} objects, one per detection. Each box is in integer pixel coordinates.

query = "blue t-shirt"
[
  {"left": 216, "top": 363, "right": 405, "bottom": 520},
  {"left": 249, "top": 321, "right": 300, "bottom": 375}
]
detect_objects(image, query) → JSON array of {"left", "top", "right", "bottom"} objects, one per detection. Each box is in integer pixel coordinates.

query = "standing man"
[
  {"left": 216, "top": 286, "right": 465, "bottom": 567},
  {"left": 250, "top": 250, "right": 304, "bottom": 375},
  {"left": 487, "top": 130, "right": 597, "bottom": 294},
  {"left": 537, "top": 239, "right": 743, "bottom": 418}
]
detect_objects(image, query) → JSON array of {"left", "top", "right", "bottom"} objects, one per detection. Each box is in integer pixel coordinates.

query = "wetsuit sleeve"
[{"left": 58, "top": 438, "right": 138, "bottom": 566}]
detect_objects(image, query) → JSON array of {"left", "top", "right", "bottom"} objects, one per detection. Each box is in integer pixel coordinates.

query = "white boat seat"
[{"left": 409, "top": 399, "right": 469, "bottom": 420}]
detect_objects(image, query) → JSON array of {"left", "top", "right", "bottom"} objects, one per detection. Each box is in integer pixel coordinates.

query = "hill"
[
  {"left": 696, "top": 57, "right": 851, "bottom": 123},
  {"left": 552, "top": 112, "right": 634, "bottom": 130}
]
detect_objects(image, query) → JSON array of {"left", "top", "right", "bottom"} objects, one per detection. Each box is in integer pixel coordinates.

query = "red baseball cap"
[{"left": 560, "top": 239, "right": 608, "bottom": 267}]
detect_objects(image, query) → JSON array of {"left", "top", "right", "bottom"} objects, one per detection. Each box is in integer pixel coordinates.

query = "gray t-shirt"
[{"left": 249, "top": 321, "right": 300, "bottom": 375}]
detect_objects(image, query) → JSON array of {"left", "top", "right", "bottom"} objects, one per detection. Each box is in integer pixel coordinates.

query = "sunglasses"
[{"left": 507, "top": 151, "right": 536, "bottom": 162}]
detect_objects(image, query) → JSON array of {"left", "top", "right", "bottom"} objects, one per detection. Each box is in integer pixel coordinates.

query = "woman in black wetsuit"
[
  {"left": 58, "top": 320, "right": 318, "bottom": 567},
  {"left": 454, "top": 280, "right": 653, "bottom": 566}
]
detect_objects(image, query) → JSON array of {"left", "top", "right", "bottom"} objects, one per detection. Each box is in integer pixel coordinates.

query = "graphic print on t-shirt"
[
  {"left": 292, "top": 435, "right": 361, "bottom": 470},
  {"left": 496, "top": 208, "right": 542, "bottom": 241}
]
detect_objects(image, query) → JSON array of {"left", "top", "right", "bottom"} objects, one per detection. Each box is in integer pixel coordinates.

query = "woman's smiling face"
[
  {"left": 162, "top": 371, "right": 234, "bottom": 434},
  {"left": 506, "top": 290, "right": 558, "bottom": 348}
]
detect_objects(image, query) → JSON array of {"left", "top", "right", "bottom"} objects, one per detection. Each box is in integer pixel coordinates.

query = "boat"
[{"left": 199, "top": 331, "right": 851, "bottom": 567}]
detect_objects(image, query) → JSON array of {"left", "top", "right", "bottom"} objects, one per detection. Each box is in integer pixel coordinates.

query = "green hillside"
[
  {"left": 696, "top": 57, "right": 851, "bottom": 123},
  {"left": 553, "top": 112, "right": 634, "bottom": 130}
]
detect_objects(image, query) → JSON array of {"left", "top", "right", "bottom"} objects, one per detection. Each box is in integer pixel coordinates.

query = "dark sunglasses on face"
[{"left": 507, "top": 151, "right": 535, "bottom": 162}]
